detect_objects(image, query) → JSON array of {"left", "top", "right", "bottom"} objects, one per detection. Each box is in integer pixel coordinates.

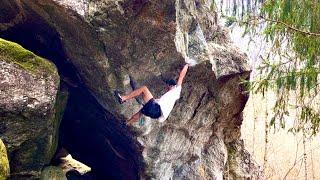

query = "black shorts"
[{"left": 140, "top": 98, "right": 162, "bottom": 119}]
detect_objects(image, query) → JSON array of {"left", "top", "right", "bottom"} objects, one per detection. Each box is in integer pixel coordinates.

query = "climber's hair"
[{"left": 165, "top": 79, "right": 177, "bottom": 86}]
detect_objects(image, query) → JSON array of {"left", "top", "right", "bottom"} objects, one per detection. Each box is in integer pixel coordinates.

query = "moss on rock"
[
  {"left": 0, "top": 139, "right": 9, "bottom": 180},
  {"left": 0, "top": 38, "right": 57, "bottom": 76}
]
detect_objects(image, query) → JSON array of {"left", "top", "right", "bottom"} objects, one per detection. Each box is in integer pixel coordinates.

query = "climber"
[{"left": 115, "top": 64, "right": 189, "bottom": 125}]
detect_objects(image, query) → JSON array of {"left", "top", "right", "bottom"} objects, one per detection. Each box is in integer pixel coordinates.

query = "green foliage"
[
  {"left": 225, "top": 16, "right": 237, "bottom": 27},
  {"left": 218, "top": 0, "right": 320, "bottom": 136},
  {"left": 0, "top": 38, "right": 57, "bottom": 76},
  {"left": 259, "top": 0, "right": 320, "bottom": 136}
]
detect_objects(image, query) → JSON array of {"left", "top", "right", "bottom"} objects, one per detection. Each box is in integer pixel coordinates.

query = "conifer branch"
[{"left": 255, "top": 15, "right": 320, "bottom": 37}]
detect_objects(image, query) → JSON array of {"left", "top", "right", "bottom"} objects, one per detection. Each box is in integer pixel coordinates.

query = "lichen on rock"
[{"left": 224, "top": 140, "right": 264, "bottom": 180}]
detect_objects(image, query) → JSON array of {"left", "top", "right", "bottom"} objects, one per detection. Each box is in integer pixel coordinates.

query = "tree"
[{"left": 217, "top": 0, "right": 320, "bottom": 136}]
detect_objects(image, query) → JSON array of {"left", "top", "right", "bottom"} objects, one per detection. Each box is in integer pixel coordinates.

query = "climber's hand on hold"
[{"left": 185, "top": 57, "right": 197, "bottom": 67}]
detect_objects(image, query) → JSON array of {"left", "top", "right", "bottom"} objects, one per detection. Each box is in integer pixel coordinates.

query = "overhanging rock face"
[
  {"left": 0, "top": 0, "right": 262, "bottom": 179},
  {"left": 81, "top": 1, "right": 252, "bottom": 178}
]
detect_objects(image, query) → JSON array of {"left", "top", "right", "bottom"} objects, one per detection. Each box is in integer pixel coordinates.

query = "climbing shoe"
[
  {"left": 139, "top": 117, "right": 145, "bottom": 126},
  {"left": 114, "top": 90, "right": 125, "bottom": 104}
]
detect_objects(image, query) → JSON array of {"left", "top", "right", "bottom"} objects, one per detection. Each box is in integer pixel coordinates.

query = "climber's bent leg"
[
  {"left": 127, "top": 111, "right": 142, "bottom": 125},
  {"left": 121, "top": 86, "right": 153, "bottom": 103}
]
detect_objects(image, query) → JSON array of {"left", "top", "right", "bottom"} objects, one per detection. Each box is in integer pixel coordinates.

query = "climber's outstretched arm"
[{"left": 177, "top": 64, "right": 189, "bottom": 86}]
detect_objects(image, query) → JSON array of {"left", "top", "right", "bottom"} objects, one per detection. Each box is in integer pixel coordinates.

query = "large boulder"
[
  {"left": 40, "top": 166, "right": 66, "bottom": 180},
  {"left": 0, "top": 38, "right": 63, "bottom": 178},
  {"left": 83, "top": 1, "right": 251, "bottom": 179},
  {"left": 0, "top": 0, "right": 261, "bottom": 179},
  {"left": 0, "top": 139, "right": 9, "bottom": 179}
]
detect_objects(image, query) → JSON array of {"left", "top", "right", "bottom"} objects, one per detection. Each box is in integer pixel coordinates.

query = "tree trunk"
[
  {"left": 263, "top": 98, "right": 269, "bottom": 176},
  {"left": 302, "top": 129, "right": 308, "bottom": 180}
]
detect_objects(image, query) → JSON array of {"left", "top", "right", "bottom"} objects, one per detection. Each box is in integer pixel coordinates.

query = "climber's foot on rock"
[{"left": 114, "top": 90, "right": 125, "bottom": 104}]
